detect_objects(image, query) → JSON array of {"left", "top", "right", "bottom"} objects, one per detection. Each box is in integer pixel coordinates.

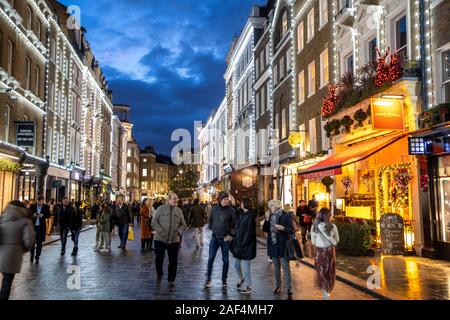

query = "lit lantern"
[
  {"left": 404, "top": 222, "right": 415, "bottom": 255},
  {"left": 288, "top": 132, "right": 303, "bottom": 148}
]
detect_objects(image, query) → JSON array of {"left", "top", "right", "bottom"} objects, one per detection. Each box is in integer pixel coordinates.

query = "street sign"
[{"left": 16, "top": 122, "right": 35, "bottom": 147}]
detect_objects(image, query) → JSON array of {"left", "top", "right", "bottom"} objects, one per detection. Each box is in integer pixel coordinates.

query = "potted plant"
[
  {"left": 324, "top": 122, "right": 334, "bottom": 138},
  {"left": 340, "top": 115, "right": 355, "bottom": 133},
  {"left": 330, "top": 119, "right": 341, "bottom": 135},
  {"left": 354, "top": 108, "right": 368, "bottom": 128}
]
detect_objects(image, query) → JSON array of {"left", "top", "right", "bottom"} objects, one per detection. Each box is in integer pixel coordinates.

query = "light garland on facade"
[{"left": 332, "top": 0, "right": 339, "bottom": 84}]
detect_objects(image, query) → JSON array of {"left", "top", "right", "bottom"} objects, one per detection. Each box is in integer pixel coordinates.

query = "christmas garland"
[
  {"left": 0, "top": 159, "right": 22, "bottom": 173},
  {"left": 377, "top": 163, "right": 412, "bottom": 215}
]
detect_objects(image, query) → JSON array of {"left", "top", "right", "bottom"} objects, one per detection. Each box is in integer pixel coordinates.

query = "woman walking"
[
  {"left": 311, "top": 208, "right": 339, "bottom": 300},
  {"left": 97, "top": 203, "right": 112, "bottom": 252},
  {"left": 140, "top": 198, "right": 153, "bottom": 253},
  {"left": 231, "top": 198, "right": 256, "bottom": 295},
  {"left": 71, "top": 202, "right": 83, "bottom": 257},
  {"left": 262, "top": 199, "right": 295, "bottom": 299},
  {"left": 189, "top": 199, "right": 207, "bottom": 249},
  {"left": 0, "top": 201, "right": 35, "bottom": 300}
]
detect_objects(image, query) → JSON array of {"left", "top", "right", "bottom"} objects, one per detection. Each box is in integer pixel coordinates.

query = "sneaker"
[
  {"left": 268, "top": 258, "right": 273, "bottom": 263},
  {"left": 61, "top": 251, "right": 65, "bottom": 256},
  {"left": 118, "top": 245, "right": 123, "bottom": 249},
  {"left": 222, "top": 281, "right": 228, "bottom": 287},
  {"left": 237, "top": 278, "right": 245, "bottom": 289},
  {"left": 100, "top": 249, "right": 109, "bottom": 253},
  {"left": 35, "top": 259, "right": 39, "bottom": 265},
  {"left": 239, "top": 287, "right": 252, "bottom": 295},
  {"left": 204, "top": 281, "right": 212, "bottom": 288}
]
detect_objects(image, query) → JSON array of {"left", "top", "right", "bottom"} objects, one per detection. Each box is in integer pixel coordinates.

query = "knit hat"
[{"left": 218, "top": 191, "right": 229, "bottom": 202}]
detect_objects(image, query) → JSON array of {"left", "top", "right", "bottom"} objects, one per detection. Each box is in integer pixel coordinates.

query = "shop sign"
[
  {"left": 380, "top": 213, "right": 405, "bottom": 255},
  {"left": 299, "top": 167, "right": 342, "bottom": 180},
  {"left": 371, "top": 99, "right": 404, "bottom": 131},
  {"left": 15, "top": 122, "right": 35, "bottom": 147},
  {"left": 242, "top": 176, "right": 254, "bottom": 188}
]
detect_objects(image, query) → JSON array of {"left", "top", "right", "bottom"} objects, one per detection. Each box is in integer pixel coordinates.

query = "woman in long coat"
[
  {"left": 0, "top": 201, "right": 35, "bottom": 300},
  {"left": 140, "top": 198, "right": 153, "bottom": 253}
]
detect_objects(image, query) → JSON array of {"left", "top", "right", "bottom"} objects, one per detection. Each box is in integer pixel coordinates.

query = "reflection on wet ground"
[{"left": 302, "top": 243, "right": 450, "bottom": 300}]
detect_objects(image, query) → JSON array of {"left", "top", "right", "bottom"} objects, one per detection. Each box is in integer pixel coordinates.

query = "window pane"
[{"left": 396, "top": 16, "right": 407, "bottom": 52}]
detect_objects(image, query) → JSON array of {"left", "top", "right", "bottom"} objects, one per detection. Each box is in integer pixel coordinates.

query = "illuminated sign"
[
  {"left": 242, "top": 176, "right": 254, "bottom": 188},
  {"left": 371, "top": 98, "right": 405, "bottom": 131}
]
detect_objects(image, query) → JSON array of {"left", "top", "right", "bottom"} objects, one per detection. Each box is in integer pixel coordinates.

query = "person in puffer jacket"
[{"left": 0, "top": 201, "right": 35, "bottom": 300}]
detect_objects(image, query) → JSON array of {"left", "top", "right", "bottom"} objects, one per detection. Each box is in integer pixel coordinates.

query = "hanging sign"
[
  {"left": 16, "top": 122, "right": 35, "bottom": 147},
  {"left": 371, "top": 98, "right": 405, "bottom": 131}
]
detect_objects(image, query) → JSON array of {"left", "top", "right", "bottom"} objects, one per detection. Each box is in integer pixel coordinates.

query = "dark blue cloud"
[{"left": 61, "top": 0, "right": 267, "bottom": 154}]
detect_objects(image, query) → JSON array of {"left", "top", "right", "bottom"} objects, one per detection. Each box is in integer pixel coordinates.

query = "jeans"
[
  {"left": 233, "top": 258, "right": 252, "bottom": 288},
  {"left": 207, "top": 236, "right": 230, "bottom": 282},
  {"left": 31, "top": 226, "right": 44, "bottom": 261},
  {"left": 154, "top": 240, "right": 180, "bottom": 282},
  {"left": 99, "top": 232, "right": 111, "bottom": 250},
  {"left": 273, "top": 257, "right": 292, "bottom": 290},
  {"left": 59, "top": 227, "right": 70, "bottom": 252},
  {"left": 0, "top": 273, "right": 15, "bottom": 300},
  {"left": 95, "top": 226, "right": 101, "bottom": 247},
  {"left": 118, "top": 224, "right": 129, "bottom": 247},
  {"left": 72, "top": 230, "right": 80, "bottom": 249},
  {"left": 194, "top": 227, "right": 203, "bottom": 247}
]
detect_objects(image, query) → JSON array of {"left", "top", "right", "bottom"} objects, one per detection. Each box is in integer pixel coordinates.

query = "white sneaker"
[
  {"left": 268, "top": 258, "right": 273, "bottom": 263},
  {"left": 100, "top": 249, "right": 108, "bottom": 253}
]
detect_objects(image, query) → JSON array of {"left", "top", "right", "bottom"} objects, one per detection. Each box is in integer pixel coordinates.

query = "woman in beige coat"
[{"left": 0, "top": 201, "right": 35, "bottom": 300}]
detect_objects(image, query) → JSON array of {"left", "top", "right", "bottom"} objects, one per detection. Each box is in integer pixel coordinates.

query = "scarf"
[{"left": 269, "top": 209, "right": 283, "bottom": 245}]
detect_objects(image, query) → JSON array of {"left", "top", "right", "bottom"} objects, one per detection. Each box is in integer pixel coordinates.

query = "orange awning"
[{"left": 298, "top": 133, "right": 406, "bottom": 179}]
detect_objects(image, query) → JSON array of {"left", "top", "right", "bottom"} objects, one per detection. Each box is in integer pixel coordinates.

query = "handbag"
[
  {"left": 128, "top": 226, "right": 134, "bottom": 241},
  {"left": 286, "top": 233, "right": 304, "bottom": 261}
]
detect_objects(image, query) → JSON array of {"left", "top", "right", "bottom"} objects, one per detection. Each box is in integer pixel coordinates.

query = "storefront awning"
[{"left": 298, "top": 133, "right": 406, "bottom": 179}]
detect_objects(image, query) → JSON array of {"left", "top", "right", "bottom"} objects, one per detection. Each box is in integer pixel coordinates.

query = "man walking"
[
  {"left": 205, "top": 192, "right": 236, "bottom": 288},
  {"left": 29, "top": 196, "right": 50, "bottom": 265},
  {"left": 151, "top": 192, "right": 186, "bottom": 287},
  {"left": 55, "top": 197, "right": 75, "bottom": 256},
  {"left": 308, "top": 194, "right": 319, "bottom": 219},
  {"left": 114, "top": 196, "right": 132, "bottom": 249}
]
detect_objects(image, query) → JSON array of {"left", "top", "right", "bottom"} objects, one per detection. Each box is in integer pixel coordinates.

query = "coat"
[
  {"left": 55, "top": 204, "right": 75, "bottom": 228},
  {"left": 262, "top": 211, "right": 295, "bottom": 258},
  {"left": 71, "top": 207, "right": 83, "bottom": 231},
  {"left": 114, "top": 204, "right": 131, "bottom": 226},
  {"left": 231, "top": 209, "right": 257, "bottom": 260},
  {"left": 151, "top": 204, "right": 186, "bottom": 244},
  {"left": 97, "top": 210, "right": 110, "bottom": 233},
  {"left": 140, "top": 206, "right": 152, "bottom": 239},
  {"left": 29, "top": 204, "right": 50, "bottom": 242},
  {"left": 208, "top": 204, "right": 236, "bottom": 238},
  {"left": 189, "top": 205, "right": 207, "bottom": 228},
  {"left": 0, "top": 203, "right": 35, "bottom": 274}
]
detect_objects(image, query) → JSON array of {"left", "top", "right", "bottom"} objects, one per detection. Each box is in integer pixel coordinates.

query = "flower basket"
[
  {"left": 330, "top": 119, "right": 341, "bottom": 135},
  {"left": 353, "top": 108, "right": 368, "bottom": 128},
  {"left": 324, "top": 122, "right": 334, "bottom": 138},
  {"left": 340, "top": 115, "right": 354, "bottom": 133}
]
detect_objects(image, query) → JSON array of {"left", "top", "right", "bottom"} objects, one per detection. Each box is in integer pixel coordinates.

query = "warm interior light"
[
  {"left": 373, "top": 100, "right": 394, "bottom": 107},
  {"left": 381, "top": 94, "right": 404, "bottom": 100}
]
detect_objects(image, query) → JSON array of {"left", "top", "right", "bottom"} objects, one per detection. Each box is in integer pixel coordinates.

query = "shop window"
[{"left": 437, "top": 157, "right": 450, "bottom": 243}]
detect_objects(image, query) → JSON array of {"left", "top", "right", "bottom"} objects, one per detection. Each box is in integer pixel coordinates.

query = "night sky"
[{"left": 60, "top": 0, "right": 266, "bottom": 155}]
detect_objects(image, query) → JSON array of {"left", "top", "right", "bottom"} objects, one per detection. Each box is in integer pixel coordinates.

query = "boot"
[
  {"left": 71, "top": 247, "right": 78, "bottom": 257},
  {"left": 141, "top": 240, "right": 146, "bottom": 254},
  {"left": 146, "top": 240, "right": 153, "bottom": 252}
]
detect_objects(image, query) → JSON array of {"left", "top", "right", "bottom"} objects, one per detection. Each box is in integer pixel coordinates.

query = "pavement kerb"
[{"left": 257, "top": 236, "right": 406, "bottom": 301}]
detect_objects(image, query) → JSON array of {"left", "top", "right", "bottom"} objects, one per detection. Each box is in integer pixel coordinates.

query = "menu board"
[{"left": 380, "top": 213, "right": 405, "bottom": 255}]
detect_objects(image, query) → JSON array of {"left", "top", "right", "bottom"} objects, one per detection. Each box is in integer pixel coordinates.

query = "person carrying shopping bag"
[{"left": 311, "top": 208, "right": 339, "bottom": 300}]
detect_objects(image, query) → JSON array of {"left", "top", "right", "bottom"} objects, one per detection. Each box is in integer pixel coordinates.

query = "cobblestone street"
[{"left": 5, "top": 227, "right": 375, "bottom": 300}]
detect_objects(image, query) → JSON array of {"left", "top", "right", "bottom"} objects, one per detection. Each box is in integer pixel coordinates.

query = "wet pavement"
[
  {"left": 301, "top": 243, "right": 450, "bottom": 300},
  {"left": 4, "top": 226, "right": 374, "bottom": 300}
]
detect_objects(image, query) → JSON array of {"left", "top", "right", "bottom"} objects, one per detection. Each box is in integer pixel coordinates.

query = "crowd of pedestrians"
[{"left": 0, "top": 190, "right": 339, "bottom": 301}]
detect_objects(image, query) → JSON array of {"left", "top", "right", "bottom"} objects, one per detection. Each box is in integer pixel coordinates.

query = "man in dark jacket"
[
  {"left": 114, "top": 196, "right": 131, "bottom": 249},
  {"left": 297, "top": 200, "right": 312, "bottom": 243},
  {"left": 205, "top": 192, "right": 236, "bottom": 288},
  {"left": 55, "top": 197, "right": 75, "bottom": 256},
  {"left": 29, "top": 195, "right": 50, "bottom": 265},
  {"left": 70, "top": 202, "right": 83, "bottom": 256},
  {"left": 189, "top": 199, "right": 207, "bottom": 249}
]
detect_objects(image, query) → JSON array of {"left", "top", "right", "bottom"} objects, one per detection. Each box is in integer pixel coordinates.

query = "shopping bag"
[
  {"left": 286, "top": 234, "right": 304, "bottom": 261},
  {"left": 128, "top": 226, "right": 134, "bottom": 241}
]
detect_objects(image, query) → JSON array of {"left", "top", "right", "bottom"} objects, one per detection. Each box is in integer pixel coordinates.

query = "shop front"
[
  {"left": 409, "top": 123, "right": 450, "bottom": 260},
  {"left": 69, "top": 166, "right": 84, "bottom": 202},
  {"left": 298, "top": 132, "right": 421, "bottom": 254},
  {"left": 229, "top": 165, "right": 258, "bottom": 204},
  {"left": 17, "top": 155, "right": 49, "bottom": 202},
  {"left": 0, "top": 142, "right": 23, "bottom": 213},
  {"left": 46, "top": 165, "right": 71, "bottom": 202}
]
